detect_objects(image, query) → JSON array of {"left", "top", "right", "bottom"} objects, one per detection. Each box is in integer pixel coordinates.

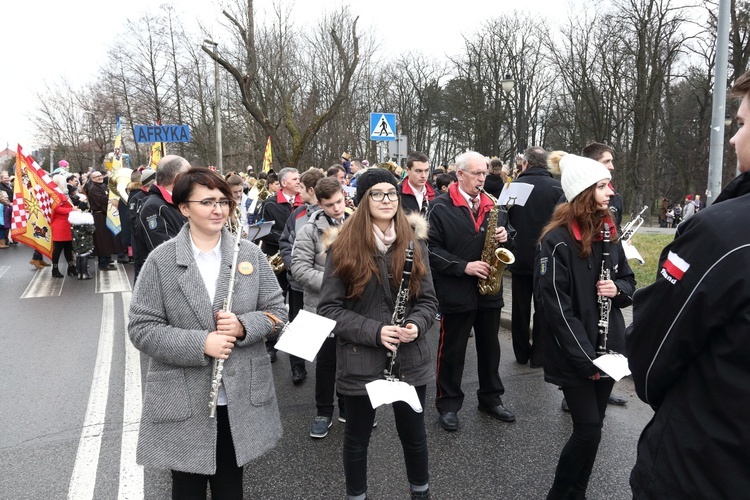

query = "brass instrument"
[
  {"left": 477, "top": 188, "right": 515, "bottom": 296},
  {"left": 209, "top": 207, "right": 244, "bottom": 417},
  {"left": 268, "top": 251, "right": 285, "bottom": 274},
  {"left": 621, "top": 205, "right": 648, "bottom": 243}
]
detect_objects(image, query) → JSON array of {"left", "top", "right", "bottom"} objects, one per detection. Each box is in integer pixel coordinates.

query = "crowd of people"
[{"left": 5, "top": 70, "right": 750, "bottom": 500}]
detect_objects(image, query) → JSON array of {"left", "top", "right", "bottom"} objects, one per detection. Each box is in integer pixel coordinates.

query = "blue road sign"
[
  {"left": 133, "top": 124, "right": 191, "bottom": 143},
  {"left": 370, "top": 113, "right": 397, "bottom": 141}
]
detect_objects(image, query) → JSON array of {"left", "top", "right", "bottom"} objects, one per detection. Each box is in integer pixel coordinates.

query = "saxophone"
[{"left": 477, "top": 188, "right": 515, "bottom": 296}]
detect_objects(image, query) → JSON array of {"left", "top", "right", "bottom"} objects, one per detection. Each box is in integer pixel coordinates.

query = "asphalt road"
[{"left": 0, "top": 245, "right": 653, "bottom": 499}]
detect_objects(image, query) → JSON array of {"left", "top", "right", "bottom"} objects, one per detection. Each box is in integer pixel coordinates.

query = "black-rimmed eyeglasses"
[{"left": 369, "top": 191, "right": 399, "bottom": 202}]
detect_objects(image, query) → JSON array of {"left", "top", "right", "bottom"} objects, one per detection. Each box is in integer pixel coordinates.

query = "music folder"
[
  {"left": 593, "top": 353, "right": 631, "bottom": 381},
  {"left": 246, "top": 221, "right": 273, "bottom": 242},
  {"left": 498, "top": 182, "right": 534, "bottom": 207},
  {"left": 274, "top": 310, "right": 336, "bottom": 362}
]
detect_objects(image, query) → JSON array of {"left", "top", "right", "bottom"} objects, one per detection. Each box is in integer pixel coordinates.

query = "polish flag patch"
[{"left": 661, "top": 251, "right": 690, "bottom": 283}]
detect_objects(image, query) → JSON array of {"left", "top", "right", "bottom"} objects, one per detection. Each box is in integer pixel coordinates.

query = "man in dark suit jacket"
[{"left": 507, "top": 147, "right": 563, "bottom": 366}]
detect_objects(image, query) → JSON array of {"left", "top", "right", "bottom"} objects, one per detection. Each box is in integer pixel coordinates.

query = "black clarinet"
[
  {"left": 595, "top": 223, "right": 611, "bottom": 357},
  {"left": 385, "top": 241, "right": 415, "bottom": 380}
]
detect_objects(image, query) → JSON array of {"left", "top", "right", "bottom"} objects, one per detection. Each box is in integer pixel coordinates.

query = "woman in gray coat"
[
  {"left": 318, "top": 168, "right": 438, "bottom": 500},
  {"left": 128, "top": 167, "right": 286, "bottom": 500}
]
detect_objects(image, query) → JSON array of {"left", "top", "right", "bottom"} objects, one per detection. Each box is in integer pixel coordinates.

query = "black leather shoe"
[
  {"left": 292, "top": 366, "right": 307, "bottom": 385},
  {"left": 478, "top": 402, "right": 516, "bottom": 422},
  {"left": 438, "top": 411, "right": 459, "bottom": 431},
  {"left": 608, "top": 393, "right": 627, "bottom": 406}
]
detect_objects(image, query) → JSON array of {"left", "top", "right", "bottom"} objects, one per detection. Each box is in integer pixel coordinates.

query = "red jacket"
[{"left": 51, "top": 198, "right": 74, "bottom": 241}]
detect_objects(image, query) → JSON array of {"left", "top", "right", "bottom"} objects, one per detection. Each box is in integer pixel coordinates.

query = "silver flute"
[{"left": 209, "top": 207, "right": 244, "bottom": 418}]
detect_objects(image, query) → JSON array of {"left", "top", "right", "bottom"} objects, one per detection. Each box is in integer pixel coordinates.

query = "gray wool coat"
[{"left": 128, "top": 225, "right": 287, "bottom": 475}]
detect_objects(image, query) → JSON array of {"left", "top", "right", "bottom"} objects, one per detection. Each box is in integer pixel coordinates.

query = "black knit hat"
[{"left": 356, "top": 168, "right": 399, "bottom": 202}]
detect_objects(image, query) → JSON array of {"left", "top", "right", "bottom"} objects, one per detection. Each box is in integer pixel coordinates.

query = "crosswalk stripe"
[
  {"left": 68, "top": 293, "right": 115, "bottom": 500},
  {"left": 0, "top": 265, "right": 9, "bottom": 278},
  {"left": 96, "top": 264, "right": 132, "bottom": 294},
  {"left": 118, "top": 292, "right": 144, "bottom": 500},
  {"left": 21, "top": 268, "right": 64, "bottom": 298}
]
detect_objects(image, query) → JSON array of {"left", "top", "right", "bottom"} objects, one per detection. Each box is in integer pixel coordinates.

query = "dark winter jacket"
[
  {"left": 135, "top": 184, "right": 186, "bottom": 253},
  {"left": 258, "top": 190, "right": 302, "bottom": 256},
  {"left": 483, "top": 173, "right": 505, "bottom": 199},
  {"left": 427, "top": 183, "right": 507, "bottom": 313},
  {"left": 508, "top": 167, "right": 563, "bottom": 275},
  {"left": 534, "top": 221, "right": 635, "bottom": 387},
  {"left": 317, "top": 215, "right": 438, "bottom": 395},
  {"left": 627, "top": 173, "right": 750, "bottom": 499}
]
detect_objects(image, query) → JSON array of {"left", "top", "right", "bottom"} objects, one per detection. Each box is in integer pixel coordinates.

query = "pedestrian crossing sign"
[{"left": 370, "top": 113, "right": 397, "bottom": 141}]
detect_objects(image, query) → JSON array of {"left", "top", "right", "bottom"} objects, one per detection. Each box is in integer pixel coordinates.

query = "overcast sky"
[{"left": 0, "top": 0, "right": 578, "bottom": 152}]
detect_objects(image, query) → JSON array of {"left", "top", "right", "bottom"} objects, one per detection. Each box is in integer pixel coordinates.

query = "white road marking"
[
  {"left": 0, "top": 265, "right": 9, "bottom": 278},
  {"left": 96, "top": 264, "right": 132, "bottom": 294},
  {"left": 118, "top": 292, "right": 144, "bottom": 500},
  {"left": 21, "top": 267, "right": 64, "bottom": 298},
  {"left": 68, "top": 293, "right": 115, "bottom": 500}
]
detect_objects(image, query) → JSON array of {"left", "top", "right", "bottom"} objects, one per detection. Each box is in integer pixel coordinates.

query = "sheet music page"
[
  {"left": 593, "top": 353, "right": 631, "bottom": 381},
  {"left": 365, "top": 379, "right": 423, "bottom": 412},
  {"left": 498, "top": 182, "right": 534, "bottom": 206},
  {"left": 274, "top": 310, "right": 336, "bottom": 362},
  {"left": 247, "top": 221, "right": 274, "bottom": 241}
]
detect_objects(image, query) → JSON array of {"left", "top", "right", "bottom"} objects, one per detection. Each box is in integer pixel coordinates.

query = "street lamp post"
[
  {"left": 501, "top": 56, "right": 527, "bottom": 155},
  {"left": 204, "top": 39, "right": 223, "bottom": 175},
  {"left": 84, "top": 110, "right": 96, "bottom": 172}
]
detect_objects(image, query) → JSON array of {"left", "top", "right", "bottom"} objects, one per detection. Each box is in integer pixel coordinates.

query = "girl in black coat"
[
  {"left": 318, "top": 168, "right": 438, "bottom": 500},
  {"left": 534, "top": 154, "right": 635, "bottom": 500}
]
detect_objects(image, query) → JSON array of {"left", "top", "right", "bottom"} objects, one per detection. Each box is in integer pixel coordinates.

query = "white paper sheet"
[
  {"left": 593, "top": 353, "right": 631, "bottom": 381},
  {"left": 365, "top": 379, "right": 423, "bottom": 413},
  {"left": 274, "top": 310, "right": 336, "bottom": 362},
  {"left": 622, "top": 240, "right": 645, "bottom": 265},
  {"left": 498, "top": 182, "right": 534, "bottom": 207},
  {"left": 247, "top": 221, "right": 274, "bottom": 241}
]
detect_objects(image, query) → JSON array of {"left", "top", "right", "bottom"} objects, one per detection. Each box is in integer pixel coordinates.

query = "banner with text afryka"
[
  {"left": 134, "top": 124, "right": 191, "bottom": 143},
  {"left": 370, "top": 113, "right": 397, "bottom": 141}
]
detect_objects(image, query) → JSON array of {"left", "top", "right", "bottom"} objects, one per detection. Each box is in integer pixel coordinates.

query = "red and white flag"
[{"left": 663, "top": 251, "right": 690, "bottom": 281}]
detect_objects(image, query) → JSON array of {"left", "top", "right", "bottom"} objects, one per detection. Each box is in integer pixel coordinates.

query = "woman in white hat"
[{"left": 534, "top": 154, "right": 636, "bottom": 499}]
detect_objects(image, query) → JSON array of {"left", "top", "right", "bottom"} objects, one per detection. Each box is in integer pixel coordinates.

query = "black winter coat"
[
  {"left": 258, "top": 190, "right": 302, "bottom": 256},
  {"left": 134, "top": 184, "right": 186, "bottom": 254},
  {"left": 627, "top": 173, "right": 750, "bottom": 499},
  {"left": 534, "top": 223, "right": 635, "bottom": 387},
  {"left": 427, "top": 184, "right": 506, "bottom": 313},
  {"left": 508, "top": 167, "right": 563, "bottom": 275}
]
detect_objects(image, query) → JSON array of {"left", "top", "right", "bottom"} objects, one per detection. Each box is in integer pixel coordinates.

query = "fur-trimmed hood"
[
  {"left": 322, "top": 211, "right": 429, "bottom": 250},
  {"left": 68, "top": 210, "right": 95, "bottom": 226}
]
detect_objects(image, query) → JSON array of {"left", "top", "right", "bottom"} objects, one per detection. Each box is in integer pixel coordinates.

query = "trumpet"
[
  {"left": 268, "top": 251, "right": 285, "bottom": 274},
  {"left": 208, "top": 207, "right": 244, "bottom": 418},
  {"left": 621, "top": 205, "right": 648, "bottom": 243}
]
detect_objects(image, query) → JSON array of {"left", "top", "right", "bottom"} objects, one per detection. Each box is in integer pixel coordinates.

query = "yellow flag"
[
  {"left": 262, "top": 136, "right": 273, "bottom": 172},
  {"left": 150, "top": 141, "right": 164, "bottom": 169},
  {"left": 11, "top": 145, "right": 65, "bottom": 258},
  {"left": 109, "top": 114, "right": 123, "bottom": 172}
]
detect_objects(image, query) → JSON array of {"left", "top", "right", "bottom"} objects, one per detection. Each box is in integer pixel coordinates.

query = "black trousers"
[
  {"left": 511, "top": 273, "right": 543, "bottom": 365},
  {"left": 52, "top": 240, "right": 74, "bottom": 266},
  {"left": 287, "top": 288, "right": 306, "bottom": 371},
  {"left": 343, "top": 386, "right": 428, "bottom": 496},
  {"left": 547, "top": 378, "right": 615, "bottom": 499},
  {"left": 171, "top": 406, "right": 243, "bottom": 500},
  {"left": 315, "top": 336, "right": 343, "bottom": 418},
  {"left": 435, "top": 309, "right": 505, "bottom": 413}
]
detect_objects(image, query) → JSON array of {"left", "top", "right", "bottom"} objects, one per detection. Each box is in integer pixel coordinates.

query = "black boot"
[
  {"left": 410, "top": 488, "right": 430, "bottom": 499},
  {"left": 67, "top": 260, "right": 77, "bottom": 277},
  {"left": 78, "top": 256, "right": 92, "bottom": 280},
  {"left": 52, "top": 265, "right": 64, "bottom": 278}
]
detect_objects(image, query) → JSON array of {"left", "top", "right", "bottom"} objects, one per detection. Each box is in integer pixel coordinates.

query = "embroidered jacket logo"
[{"left": 660, "top": 251, "right": 690, "bottom": 284}]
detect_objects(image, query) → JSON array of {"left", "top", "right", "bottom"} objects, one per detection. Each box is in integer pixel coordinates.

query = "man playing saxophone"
[{"left": 428, "top": 150, "right": 516, "bottom": 432}]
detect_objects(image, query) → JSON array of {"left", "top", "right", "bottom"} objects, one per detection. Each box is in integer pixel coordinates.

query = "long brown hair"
[
  {"left": 330, "top": 190, "right": 427, "bottom": 300},
  {"left": 539, "top": 184, "right": 617, "bottom": 258}
]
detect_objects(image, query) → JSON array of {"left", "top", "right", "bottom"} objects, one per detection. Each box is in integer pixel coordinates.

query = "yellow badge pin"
[{"left": 238, "top": 261, "right": 253, "bottom": 275}]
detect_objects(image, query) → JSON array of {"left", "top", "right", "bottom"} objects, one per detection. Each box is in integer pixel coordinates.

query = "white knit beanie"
[{"left": 560, "top": 154, "right": 612, "bottom": 202}]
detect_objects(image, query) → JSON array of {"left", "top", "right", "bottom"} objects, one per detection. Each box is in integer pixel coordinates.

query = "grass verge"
[{"left": 627, "top": 233, "right": 675, "bottom": 288}]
